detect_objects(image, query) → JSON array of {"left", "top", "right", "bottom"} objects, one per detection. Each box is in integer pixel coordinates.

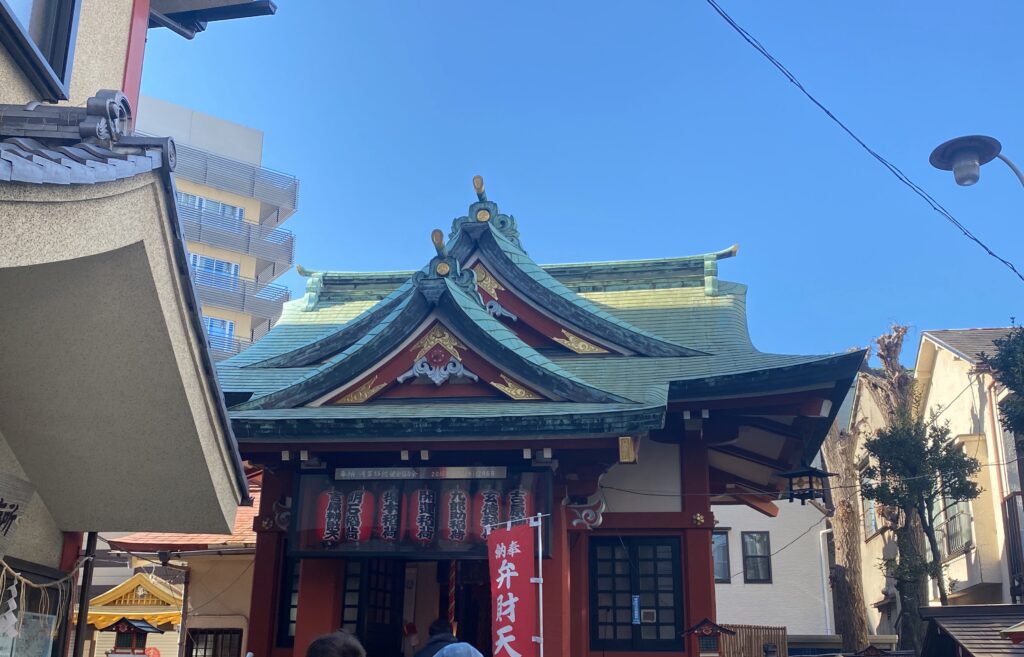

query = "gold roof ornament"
[{"left": 473, "top": 174, "right": 487, "bottom": 201}]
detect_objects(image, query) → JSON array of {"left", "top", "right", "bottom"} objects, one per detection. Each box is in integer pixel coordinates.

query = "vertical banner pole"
[{"left": 531, "top": 513, "right": 544, "bottom": 657}]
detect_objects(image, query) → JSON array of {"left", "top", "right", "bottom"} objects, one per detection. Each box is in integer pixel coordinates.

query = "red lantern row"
[{"left": 315, "top": 486, "right": 535, "bottom": 546}]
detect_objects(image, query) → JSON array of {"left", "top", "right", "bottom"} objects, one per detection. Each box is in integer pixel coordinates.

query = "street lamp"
[{"left": 929, "top": 135, "right": 1024, "bottom": 188}]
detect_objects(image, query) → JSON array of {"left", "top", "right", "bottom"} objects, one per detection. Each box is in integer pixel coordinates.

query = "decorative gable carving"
[{"left": 322, "top": 321, "right": 546, "bottom": 405}]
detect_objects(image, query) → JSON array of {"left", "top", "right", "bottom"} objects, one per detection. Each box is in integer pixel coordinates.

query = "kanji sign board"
[{"left": 487, "top": 522, "right": 539, "bottom": 657}]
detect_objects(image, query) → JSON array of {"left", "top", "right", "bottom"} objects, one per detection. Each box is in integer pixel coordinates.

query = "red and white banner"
[{"left": 487, "top": 521, "right": 539, "bottom": 657}]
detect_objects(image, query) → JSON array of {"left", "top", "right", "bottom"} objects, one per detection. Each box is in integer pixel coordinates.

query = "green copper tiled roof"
[{"left": 485, "top": 224, "right": 690, "bottom": 350}]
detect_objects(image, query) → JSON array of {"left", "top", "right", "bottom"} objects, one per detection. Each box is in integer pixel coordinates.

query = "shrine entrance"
[{"left": 399, "top": 559, "right": 493, "bottom": 657}]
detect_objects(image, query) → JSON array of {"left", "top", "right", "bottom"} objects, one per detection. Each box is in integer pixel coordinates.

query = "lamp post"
[{"left": 929, "top": 135, "right": 1024, "bottom": 188}]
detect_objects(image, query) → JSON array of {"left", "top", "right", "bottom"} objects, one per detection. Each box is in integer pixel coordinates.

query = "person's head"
[
  {"left": 429, "top": 618, "right": 454, "bottom": 637},
  {"left": 306, "top": 631, "right": 366, "bottom": 657}
]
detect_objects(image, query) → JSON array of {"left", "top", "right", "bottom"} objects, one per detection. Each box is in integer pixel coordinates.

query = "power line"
[{"left": 704, "top": 0, "right": 1024, "bottom": 284}]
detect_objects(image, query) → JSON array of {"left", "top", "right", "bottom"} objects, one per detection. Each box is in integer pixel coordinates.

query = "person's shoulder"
[{"left": 435, "top": 643, "right": 484, "bottom": 657}]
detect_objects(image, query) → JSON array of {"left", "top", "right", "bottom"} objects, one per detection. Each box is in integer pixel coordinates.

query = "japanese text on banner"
[{"left": 487, "top": 522, "right": 538, "bottom": 657}]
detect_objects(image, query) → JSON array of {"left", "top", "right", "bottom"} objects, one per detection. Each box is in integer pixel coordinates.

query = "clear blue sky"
[{"left": 141, "top": 1, "right": 1023, "bottom": 361}]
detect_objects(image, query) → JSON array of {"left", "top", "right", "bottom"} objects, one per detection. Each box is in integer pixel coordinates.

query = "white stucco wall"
[
  {"left": 713, "top": 503, "right": 832, "bottom": 635},
  {"left": 184, "top": 554, "right": 254, "bottom": 650},
  {"left": 601, "top": 437, "right": 681, "bottom": 513}
]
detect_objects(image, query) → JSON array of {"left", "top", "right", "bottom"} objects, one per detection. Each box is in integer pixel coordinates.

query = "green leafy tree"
[
  {"left": 858, "top": 325, "right": 981, "bottom": 653},
  {"left": 980, "top": 325, "right": 1024, "bottom": 439},
  {"left": 862, "top": 417, "right": 980, "bottom": 605}
]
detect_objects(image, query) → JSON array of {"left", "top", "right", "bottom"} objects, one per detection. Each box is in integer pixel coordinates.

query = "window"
[
  {"left": 741, "top": 532, "right": 772, "bottom": 583},
  {"left": 277, "top": 558, "right": 300, "bottom": 647},
  {"left": 186, "top": 628, "right": 242, "bottom": 657},
  {"left": 189, "top": 253, "right": 241, "bottom": 283},
  {"left": 861, "top": 471, "right": 878, "bottom": 536},
  {"left": 176, "top": 192, "right": 245, "bottom": 219},
  {"left": 698, "top": 634, "right": 720, "bottom": 655},
  {"left": 939, "top": 499, "right": 972, "bottom": 558},
  {"left": 589, "top": 537, "right": 683, "bottom": 652},
  {"left": 712, "top": 531, "right": 731, "bottom": 583},
  {"left": 340, "top": 559, "right": 362, "bottom": 633},
  {"left": 202, "top": 316, "right": 235, "bottom": 352},
  {"left": 114, "top": 630, "right": 147, "bottom": 651},
  {"left": 0, "top": 0, "right": 81, "bottom": 100}
]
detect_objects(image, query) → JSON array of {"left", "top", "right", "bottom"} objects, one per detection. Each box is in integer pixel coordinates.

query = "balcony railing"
[
  {"left": 171, "top": 141, "right": 299, "bottom": 213},
  {"left": 178, "top": 205, "right": 295, "bottom": 268},
  {"left": 209, "top": 335, "right": 254, "bottom": 361},
  {"left": 189, "top": 270, "right": 290, "bottom": 321}
]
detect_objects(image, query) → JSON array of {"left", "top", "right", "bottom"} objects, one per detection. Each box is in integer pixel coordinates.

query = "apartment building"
[{"left": 136, "top": 96, "right": 299, "bottom": 360}]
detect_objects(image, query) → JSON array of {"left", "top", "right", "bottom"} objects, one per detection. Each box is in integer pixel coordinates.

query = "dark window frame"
[
  {"left": 0, "top": 0, "right": 82, "bottom": 100},
  {"left": 741, "top": 531, "right": 772, "bottom": 584},
  {"left": 114, "top": 630, "right": 148, "bottom": 650},
  {"left": 588, "top": 536, "right": 684, "bottom": 652},
  {"left": 185, "top": 627, "right": 243, "bottom": 657},
  {"left": 712, "top": 530, "right": 731, "bottom": 583},
  {"left": 860, "top": 466, "right": 880, "bottom": 539}
]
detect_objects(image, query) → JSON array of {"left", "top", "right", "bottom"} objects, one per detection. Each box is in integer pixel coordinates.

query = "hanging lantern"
[
  {"left": 344, "top": 488, "right": 375, "bottom": 543},
  {"left": 375, "top": 487, "right": 402, "bottom": 542},
  {"left": 316, "top": 489, "right": 345, "bottom": 547},
  {"left": 441, "top": 487, "right": 470, "bottom": 543},
  {"left": 472, "top": 488, "right": 503, "bottom": 541},
  {"left": 406, "top": 488, "right": 438, "bottom": 545},
  {"left": 776, "top": 462, "right": 835, "bottom": 505},
  {"left": 505, "top": 485, "right": 534, "bottom": 523}
]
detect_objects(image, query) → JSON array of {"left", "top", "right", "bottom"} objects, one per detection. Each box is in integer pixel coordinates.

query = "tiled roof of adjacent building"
[
  {"left": 921, "top": 604, "right": 1024, "bottom": 656},
  {"left": 109, "top": 488, "right": 259, "bottom": 552},
  {"left": 0, "top": 91, "right": 175, "bottom": 185},
  {"left": 923, "top": 328, "right": 1015, "bottom": 363}
]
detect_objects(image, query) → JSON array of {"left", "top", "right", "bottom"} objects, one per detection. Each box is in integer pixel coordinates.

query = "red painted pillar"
[
  {"left": 681, "top": 430, "right": 715, "bottom": 655},
  {"left": 121, "top": 0, "right": 150, "bottom": 112},
  {"left": 542, "top": 503, "right": 571, "bottom": 657},
  {"left": 59, "top": 532, "right": 83, "bottom": 571},
  {"left": 568, "top": 531, "right": 588, "bottom": 657},
  {"left": 246, "top": 469, "right": 292, "bottom": 657},
  {"left": 293, "top": 558, "right": 346, "bottom": 656}
]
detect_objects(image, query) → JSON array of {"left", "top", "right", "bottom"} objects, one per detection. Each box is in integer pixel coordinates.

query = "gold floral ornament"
[
  {"left": 490, "top": 373, "right": 543, "bottom": 400},
  {"left": 414, "top": 325, "right": 466, "bottom": 361},
  {"left": 553, "top": 329, "right": 609, "bottom": 354},
  {"left": 435, "top": 262, "right": 451, "bottom": 276},
  {"left": 476, "top": 209, "right": 491, "bottom": 222},
  {"left": 337, "top": 376, "right": 388, "bottom": 404},
  {"left": 692, "top": 512, "right": 705, "bottom": 526},
  {"left": 471, "top": 263, "right": 505, "bottom": 299}
]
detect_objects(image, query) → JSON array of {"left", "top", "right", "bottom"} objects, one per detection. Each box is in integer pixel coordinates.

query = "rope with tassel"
[
  {"left": 0, "top": 556, "right": 91, "bottom": 641},
  {"left": 447, "top": 560, "right": 457, "bottom": 634}
]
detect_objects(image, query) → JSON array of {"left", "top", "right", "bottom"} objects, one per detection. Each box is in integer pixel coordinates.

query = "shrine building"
[{"left": 220, "top": 177, "right": 864, "bottom": 657}]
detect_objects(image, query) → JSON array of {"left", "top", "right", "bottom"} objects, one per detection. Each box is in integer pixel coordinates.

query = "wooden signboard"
[{"left": 0, "top": 472, "right": 35, "bottom": 560}]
